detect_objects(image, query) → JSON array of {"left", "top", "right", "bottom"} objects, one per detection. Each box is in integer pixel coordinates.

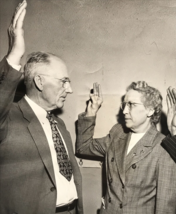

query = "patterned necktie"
[{"left": 46, "top": 112, "right": 73, "bottom": 181}]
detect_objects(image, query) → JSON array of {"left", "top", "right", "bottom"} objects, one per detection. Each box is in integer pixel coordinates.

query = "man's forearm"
[{"left": 0, "top": 58, "right": 22, "bottom": 117}]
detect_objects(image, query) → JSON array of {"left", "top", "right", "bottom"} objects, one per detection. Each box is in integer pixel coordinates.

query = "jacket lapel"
[
  {"left": 125, "top": 125, "right": 158, "bottom": 173},
  {"left": 18, "top": 98, "right": 56, "bottom": 186},
  {"left": 114, "top": 130, "right": 131, "bottom": 184}
]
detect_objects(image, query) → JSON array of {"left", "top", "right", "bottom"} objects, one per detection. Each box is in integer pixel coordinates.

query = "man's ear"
[
  {"left": 33, "top": 75, "right": 44, "bottom": 91},
  {"left": 147, "top": 108, "right": 155, "bottom": 117}
]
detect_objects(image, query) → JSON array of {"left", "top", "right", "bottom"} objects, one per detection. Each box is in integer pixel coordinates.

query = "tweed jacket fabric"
[
  {"left": 0, "top": 58, "right": 83, "bottom": 214},
  {"left": 76, "top": 114, "right": 176, "bottom": 214},
  {"left": 162, "top": 135, "right": 176, "bottom": 163}
]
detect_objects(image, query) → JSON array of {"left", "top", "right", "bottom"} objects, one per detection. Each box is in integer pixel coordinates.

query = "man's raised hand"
[
  {"left": 7, "top": 0, "right": 27, "bottom": 66},
  {"left": 166, "top": 86, "right": 176, "bottom": 136}
]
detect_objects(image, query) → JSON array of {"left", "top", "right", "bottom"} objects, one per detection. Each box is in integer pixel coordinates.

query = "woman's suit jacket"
[
  {"left": 76, "top": 114, "right": 176, "bottom": 214},
  {"left": 0, "top": 58, "right": 83, "bottom": 214}
]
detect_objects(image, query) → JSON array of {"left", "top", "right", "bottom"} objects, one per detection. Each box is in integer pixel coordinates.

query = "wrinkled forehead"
[
  {"left": 124, "top": 89, "right": 143, "bottom": 103},
  {"left": 46, "top": 56, "right": 69, "bottom": 78}
]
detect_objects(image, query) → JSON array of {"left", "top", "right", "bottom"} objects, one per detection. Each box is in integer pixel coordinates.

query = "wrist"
[
  {"left": 7, "top": 53, "right": 22, "bottom": 67},
  {"left": 85, "top": 112, "right": 97, "bottom": 117}
]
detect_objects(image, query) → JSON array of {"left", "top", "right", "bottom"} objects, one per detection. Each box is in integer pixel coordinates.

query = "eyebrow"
[{"left": 61, "top": 77, "right": 71, "bottom": 82}]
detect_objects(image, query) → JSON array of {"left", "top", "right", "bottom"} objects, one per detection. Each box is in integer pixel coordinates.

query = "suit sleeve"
[
  {"left": 161, "top": 135, "right": 176, "bottom": 163},
  {"left": 0, "top": 57, "right": 22, "bottom": 141},
  {"left": 155, "top": 147, "right": 176, "bottom": 213},
  {"left": 76, "top": 113, "right": 119, "bottom": 157}
]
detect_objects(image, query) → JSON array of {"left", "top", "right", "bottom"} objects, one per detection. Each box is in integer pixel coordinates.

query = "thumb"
[{"left": 87, "top": 100, "right": 92, "bottom": 110}]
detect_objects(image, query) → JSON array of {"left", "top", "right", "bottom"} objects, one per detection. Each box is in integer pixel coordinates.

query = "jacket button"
[
  {"left": 109, "top": 178, "right": 113, "bottom": 183},
  {"left": 111, "top": 157, "right": 114, "bottom": 162},
  {"left": 132, "top": 164, "right": 136, "bottom": 169},
  {"left": 109, "top": 197, "right": 111, "bottom": 203},
  {"left": 120, "top": 203, "right": 123, "bottom": 208},
  {"left": 50, "top": 187, "right": 56, "bottom": 192}
]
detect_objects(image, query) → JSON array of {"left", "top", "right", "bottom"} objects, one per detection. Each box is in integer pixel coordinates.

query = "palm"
[
  {"left": 7, "top": 0, "right": 27, "bottom": 65},
  {"left": 167, "top": 107, "right": 176, "bottom": 135},
  {"left": 86, "top": 83, "right": 103, "bottom": 116},
  {"left": 166, "top": 87, "right": 176, "bottom": 136}
]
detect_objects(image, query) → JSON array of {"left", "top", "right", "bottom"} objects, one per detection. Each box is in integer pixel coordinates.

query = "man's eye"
[
  {"left": 61, "top": 79, "right": 68, "bottom": 84},
  {"left": 62, "top": 79, "right": 70, "bottom": 84}
]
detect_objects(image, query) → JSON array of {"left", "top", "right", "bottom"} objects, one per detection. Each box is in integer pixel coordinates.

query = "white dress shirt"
[
  {"left": 127, "top": 132, "right": 145, "bottom": 155},
  {"left": 24, "top": 95, "right": 78, "bottom": 207},
  {"left": 6, "top": 58, "right": 21, "bottom": 71}
]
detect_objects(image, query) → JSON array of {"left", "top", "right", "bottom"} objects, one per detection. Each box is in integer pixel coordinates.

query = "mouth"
[{"left": 60, "top": 96, "right": 66, "bottom": 101}]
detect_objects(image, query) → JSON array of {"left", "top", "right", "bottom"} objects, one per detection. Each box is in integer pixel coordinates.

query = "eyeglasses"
[
  {"left": 38, "top": 74, "right": 71, "bottom": 89},
  {"left": 120, "top": 102, "right": 144, "bottom": 110}
]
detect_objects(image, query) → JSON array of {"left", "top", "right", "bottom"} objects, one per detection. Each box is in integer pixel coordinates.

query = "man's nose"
[{"left": 66, "top": 84, "right": 73, "bottom": 94}]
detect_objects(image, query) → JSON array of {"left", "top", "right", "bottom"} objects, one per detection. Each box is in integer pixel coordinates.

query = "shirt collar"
[{"left": 24, "top": 95, "right": 47, "bottom": 121}]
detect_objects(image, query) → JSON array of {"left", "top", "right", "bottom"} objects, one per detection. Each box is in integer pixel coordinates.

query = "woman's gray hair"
[{"left": 127, "top": 81, "right": 162, "bottom": 125}]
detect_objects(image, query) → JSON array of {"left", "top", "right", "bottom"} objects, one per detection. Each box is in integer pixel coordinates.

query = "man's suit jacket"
[
  {"left": 0, "top": 58, "right": 83, "bottom": 214},
  {"left": 76, "top": 114, "right": 176, "bottom": 214},
  {"left": 162, "top": 135, "right": 176, "bottom": 163}
]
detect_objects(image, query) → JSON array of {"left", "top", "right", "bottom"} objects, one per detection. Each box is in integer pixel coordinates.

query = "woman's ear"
[
  {"left": 33, "top": 75, "right": 44, "bottom": 91},
  {"left": 147, "top": 108, "right": 155, "bottom": 117}
]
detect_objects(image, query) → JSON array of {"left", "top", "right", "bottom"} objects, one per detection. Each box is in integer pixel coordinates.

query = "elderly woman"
[{"left": 76, "top": 81, "right": 176, "bottom": 214}]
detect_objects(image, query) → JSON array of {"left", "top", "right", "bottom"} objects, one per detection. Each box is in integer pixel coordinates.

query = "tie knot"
[
  {"left": 46, "top": 112, "right": 55, "bottom": 124},
  {"left": 46, "top": 112, "right": 51, "bottom": 119},
  {"left": 46, "top": 112, "right": 54, "bottom": 122}
]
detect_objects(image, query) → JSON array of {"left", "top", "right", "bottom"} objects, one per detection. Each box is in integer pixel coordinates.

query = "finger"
[
  {"left": 13, "top": 0, "right": 27, "bottom": 28},
  {"left": 167, "top": 86, "right": 175, "bottom": 105},
  {"left": 93, "top": 82, "right": 98, "bottom": 96},
  {"left": 95, "top": 82, "right": 99, "bottom": 95},
  {"left": 16, "top": 8, "right": 26, "bottom": 29},
  {"left": 90, "top": 93, "right": 98, "bottom": 104},
  {"left": 98, "top": 84, "right": 103, "bottom": 100},
  {"left": 170, "top": 87, "right": 176, "bottom": 104},
  {"left": 87, "top": 100, "right": 92, "bottom": 109},
  {"left": 172, "top": 88, "right": 176, "bottom": 102},
  {"left": 166, "top": 94, "right": 171, "bottom": 109},
  {"left": 96, "top": 83, "right": 99, "bottom": 96},
  {"left": 89, "top": 93, "right": 94, "bottom": 102},
  {"left": 10, "top": 1, "right": 24, "bottom": 24}
]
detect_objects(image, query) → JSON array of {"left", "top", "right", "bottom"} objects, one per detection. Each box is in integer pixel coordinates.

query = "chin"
[
  {"left": 125, "top": 121, "right": 132, "bottom": 129},
  {"left": 56, "top": 102, "right": 64, "bottom": 109}
]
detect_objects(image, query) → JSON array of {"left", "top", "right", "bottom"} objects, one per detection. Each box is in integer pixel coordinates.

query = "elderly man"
[
  {"left": 0, "top": 1, "right": 83, "bottom": 214},
  {"left": 76, "top": 81, "right": 176, "bottom": 214}
]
